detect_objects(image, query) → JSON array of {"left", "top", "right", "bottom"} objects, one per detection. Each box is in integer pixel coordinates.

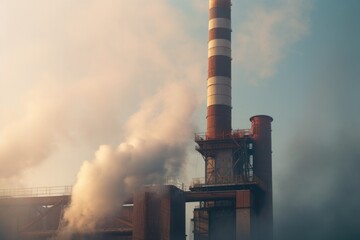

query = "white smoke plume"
[
  {"left": 0, "top": 0, "right": 204, "bottom": 187},
  {"left": 56, "top": 82, "right": 196, "bottom": 238},
  {"left": 234, "top": 0, "right": 311, "bottom": 83},
  {"left": 0, "top": 96, "right": 64, "bottom": 178}
]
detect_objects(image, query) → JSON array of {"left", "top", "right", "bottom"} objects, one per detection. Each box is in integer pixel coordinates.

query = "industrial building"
[{"left": 0, "top": 0, "right": 273, "bottom": 239}]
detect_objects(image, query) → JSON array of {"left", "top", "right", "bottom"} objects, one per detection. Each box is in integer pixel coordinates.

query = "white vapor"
[
  {"left": 0, "top": 0, "right": 204, "bottom": 186},
  {"left": 57, "top": 82, "right": 196, "bottom": 237},
  {"left": 234, "top": 0, "right": 311, "bottom": 83}
]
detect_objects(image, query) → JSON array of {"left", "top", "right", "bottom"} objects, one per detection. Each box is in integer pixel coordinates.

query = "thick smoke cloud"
[
  {"left": 0, "top": 0, "right": 203, "bottom": 186},
  {"left": 275, "top": 43, "right": 360, "bottom": 239},
  {"left": 56, "top": 82, "right": 196, "bottom": 238}
]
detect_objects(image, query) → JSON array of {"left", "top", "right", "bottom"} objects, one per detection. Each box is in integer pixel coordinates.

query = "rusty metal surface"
[
  {"left": 207, "top": 56, "right": 231, "bottom": 78},
  {"left": 132, "top": 190, "right": 147, "bottom": 240},
  {"left": 250, "top": 115, "right": 274, "bottom": 240},
  {"left": 250, "top": 115, "right": 273, "bottom": 192},
  {"left": 236, "top": 190, "right": 251, "bottom": 209},
  {"left": 206, "top": 104, "right": 231, "bottom": 139},
  {"left": 209, "top": 28, "right": 231, "bottom": 41},
  {"left": 133, "top": 185, "right": 185, "bottom": 240}
]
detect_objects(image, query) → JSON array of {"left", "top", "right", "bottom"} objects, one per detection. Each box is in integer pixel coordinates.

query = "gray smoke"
[
  {"left": 56, "top": 82, "right": 196, "bottom": 238},
  {"left": 275, "top": 43, "right": 360, "bottom": 239}
]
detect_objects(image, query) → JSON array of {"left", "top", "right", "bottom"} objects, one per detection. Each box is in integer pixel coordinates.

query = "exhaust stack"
[{"left": 207, "top": 0, "right": 232, "bottom": 139}]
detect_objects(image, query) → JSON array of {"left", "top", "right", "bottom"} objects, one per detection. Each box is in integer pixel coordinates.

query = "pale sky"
[{"left": 1, "top": 0, "right": 359, "bottom": 239}]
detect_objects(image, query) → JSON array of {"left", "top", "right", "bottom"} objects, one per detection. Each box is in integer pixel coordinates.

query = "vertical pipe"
[
  {"left": 133, "top": 186, "right": 185, "bottom": 240},
  {"left": 133, "top": 190, "right": 148, "bottom": 240},
  {"left": 250, "top": 115, "right": 273, "bottom": 240},
  {"left": 207, "top": 0, "right": 232, "bottom": 139},
  {"left": 236, "top": 190, "right": 252, "bottom": 240}
]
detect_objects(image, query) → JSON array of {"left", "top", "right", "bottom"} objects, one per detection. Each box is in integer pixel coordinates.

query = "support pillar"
[
  {"left": 236, "top": 190, "right": 252, "bottom": 240},
  {"left": 133, "top": 185, "right": 185, "bottom": 240}
]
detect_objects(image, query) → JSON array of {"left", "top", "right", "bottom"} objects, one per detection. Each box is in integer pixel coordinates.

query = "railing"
[
  {"left": 195, "top": 129, "right": 252, "bottom": 141},
  {"left": 190, "top": 175, "right": 265, "bottom": 189},
  {"left": 0, "top": 185, "right": 73, "bottom": 199},
  {"left": 164, "top": 178, "right": 188, "bottom": 191},
  {"left": 0, "top": 180, "right": 188, "bottom": 199}
]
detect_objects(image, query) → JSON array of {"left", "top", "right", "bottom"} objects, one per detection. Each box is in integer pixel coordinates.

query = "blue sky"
[{"left": 0, "top": 0, "right": 359, "bottom": 238}]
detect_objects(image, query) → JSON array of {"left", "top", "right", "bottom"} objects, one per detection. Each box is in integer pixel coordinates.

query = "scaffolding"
[{"left": 194, "top": 129, "right": 254, "bottom": 186}]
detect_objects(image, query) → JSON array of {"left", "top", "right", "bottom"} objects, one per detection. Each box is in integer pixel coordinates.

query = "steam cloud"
[
  {"left": 234, "top": 0, "right": 311, "bottom": 83},
  {"left": 0, "top": 97, "right": 64, "bottom": 178},
  {"left": 56, "top": 82, "right": 196, "bottom": 237},
  {"left": 0, "top": 0, "right": 203, "bottom": 187}
]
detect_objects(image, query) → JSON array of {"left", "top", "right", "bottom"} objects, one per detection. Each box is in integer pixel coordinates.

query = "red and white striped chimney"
[{"left": 207, "top": 0, "right": 232, "bottom": 139}]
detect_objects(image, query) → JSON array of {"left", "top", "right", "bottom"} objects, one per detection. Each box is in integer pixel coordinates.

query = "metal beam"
[
  {"left": 19, "top": 228, "right": 133, "bottom": 239},
  {"left": 0, "top": 195, "right": 70, "bottom": 206},
  {"left": 184, "top": 190, "right": 236, "bottom": 202}
]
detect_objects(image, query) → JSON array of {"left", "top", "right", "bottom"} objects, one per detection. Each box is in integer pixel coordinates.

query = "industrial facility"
[{"left": 0, "top": 0, "right": 273, "bottom": 239}]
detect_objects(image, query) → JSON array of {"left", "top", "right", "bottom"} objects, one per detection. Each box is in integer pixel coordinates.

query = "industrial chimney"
[
  {"left": 192, "top": 1, "right": 274, "bottom": 240},
  {"left": 207, "top": 0, "right": 232, "bottom": 139}
]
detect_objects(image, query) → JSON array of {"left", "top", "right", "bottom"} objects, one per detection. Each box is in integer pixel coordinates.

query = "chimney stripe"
[
  {"left": 208, "top": 56, "right": 231, "bottom": 78},
  {"left": 208, "top": 39, "right": 231, "bottom": 49},
  {"left": 207, "top": 76, "right": 231, "bottom": 87},
  {"left": 209, "top": 7, "right": 231, "bottom": 19},
  {"left": 208, "top": 48, "right": 231, "bottom": 58},
  {"left": 207, "top": 85, "right": 231, "bottom": 107},
  {"left": 209, "top": 28, "right": 231, "bottom": 41},
  {"left": 209, "top": 18, "right": 231, "bottom": 30}
]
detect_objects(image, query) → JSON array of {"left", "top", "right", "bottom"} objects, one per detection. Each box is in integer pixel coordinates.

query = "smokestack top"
[
  {"left": 250, "top": 115, "right": 273, "bottom": 123},
  {"left": 209, "top": 0, "right": 231, "bottom": 8}
]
